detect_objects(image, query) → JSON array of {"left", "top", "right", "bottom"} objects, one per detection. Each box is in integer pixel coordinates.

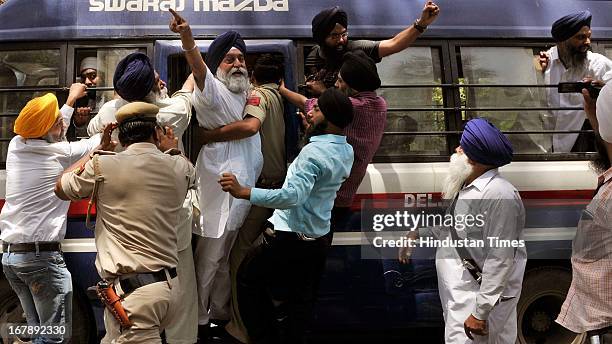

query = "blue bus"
[{"left": 1, "top": 0, "right": 612, "bottom": 343}]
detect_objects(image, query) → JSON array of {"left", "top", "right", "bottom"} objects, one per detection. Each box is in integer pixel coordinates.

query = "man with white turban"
[{"left": 0, "top": 86, "right": 115, "bottom": 343}]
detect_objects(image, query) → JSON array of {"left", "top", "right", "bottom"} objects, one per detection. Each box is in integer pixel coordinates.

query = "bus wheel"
[
  {"left": 0, "top": 279, "right": 94, "bottom": 344},
  {"left": 517, "top": 266, "right": 584, "bottom": 344}
]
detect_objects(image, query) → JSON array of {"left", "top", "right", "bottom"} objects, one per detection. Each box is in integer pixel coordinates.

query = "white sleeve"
[
  {"left": 88, "top": 101, "right": 118, "bottom": 136},
  {"left": 191, "top": 66, "right": 222, "bottom": 112},
  {"left": 67, "top": 133, "right": 102, "bottom": 165},
  {"left": 157, "top": 91, "right": 192, "bottom": 137},
  {"left": 60, "top": 104, "right": 74, "bottom": 130}
]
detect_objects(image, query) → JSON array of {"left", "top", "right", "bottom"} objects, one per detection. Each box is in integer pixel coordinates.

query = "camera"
[{"left": 558, "top": 81, "right": 601, "bottom": 99}]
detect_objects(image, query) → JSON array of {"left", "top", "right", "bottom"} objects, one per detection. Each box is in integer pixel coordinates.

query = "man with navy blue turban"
[
  {"left": 169, "top": 9, "right": 263, "bottom": 341},
  {"left": 401, "top": 118, "right": 526, "bottom": 344},
  {"left": 113, "top": 52, "right": 155, "bottom": 101},
  {"left": 539, "top": 10, "right": 612, "bottom": 153}
]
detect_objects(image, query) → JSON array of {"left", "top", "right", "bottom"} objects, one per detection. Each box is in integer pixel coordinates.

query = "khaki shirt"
[
  {"left": 245, "top": 83, "right": 286, "bottom": 184},
  {"left": 61, "top": 142, "right": 196, "bottom": 279}
]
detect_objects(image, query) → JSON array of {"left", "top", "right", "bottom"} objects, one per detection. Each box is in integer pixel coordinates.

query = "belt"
[
  {"left": 118, "top": 268, "right": 177, "bottom": 295},
  {"left": 3, "top": 242, "right": 62, "bottom": 253},
  {"left": 266, "top": 228, "right": 319, "bottom": 242}
]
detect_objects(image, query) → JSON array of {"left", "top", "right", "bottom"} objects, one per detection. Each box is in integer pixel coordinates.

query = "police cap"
[{"left": 115, "top": 102, "right": 159, "bottom": 124}]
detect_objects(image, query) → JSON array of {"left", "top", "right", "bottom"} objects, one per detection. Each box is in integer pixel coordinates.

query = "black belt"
[
  {"left": 118, "top": 268, "right": 177, "bottom": 295},
  {"left": 3, "top": 242, "right": 61, "bottom": 253}
]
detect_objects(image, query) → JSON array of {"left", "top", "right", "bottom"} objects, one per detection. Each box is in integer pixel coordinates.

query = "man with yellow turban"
[{"left": 0, "top": 84, "right": 116, "bottom": 343}]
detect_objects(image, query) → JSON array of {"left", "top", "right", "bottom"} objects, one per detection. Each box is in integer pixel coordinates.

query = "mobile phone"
[{"left": 558, "top": 81, "right": 601, "bottom": 99}]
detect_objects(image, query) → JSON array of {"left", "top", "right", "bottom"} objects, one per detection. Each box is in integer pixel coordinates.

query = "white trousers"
[
  {"left": 194, "top": 230, "right": 239, "bottom": 325},
  {"left": 164, "top": 246, "right": 198, "bottom": 344},
  {"left": 437, "top": 257, "right": 519, "bottom": 344}
]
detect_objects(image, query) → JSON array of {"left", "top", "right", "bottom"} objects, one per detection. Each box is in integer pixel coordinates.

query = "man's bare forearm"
[{"left": 179, "top": 29, "right": 207, "bottom": 90}]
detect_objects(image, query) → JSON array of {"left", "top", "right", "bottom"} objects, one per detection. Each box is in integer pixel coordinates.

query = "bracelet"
[
  {"left": 413, "top": 19, "right": 427, "bottom": 33},
  {"left": 182, "top": 44, "right": 198, "bottom": 52},
  {"left": 164, "top": 148, "right": 182, "bottom": 156}
]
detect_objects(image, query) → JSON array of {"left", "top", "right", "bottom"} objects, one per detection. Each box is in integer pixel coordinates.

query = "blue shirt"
[{"left": 250, "top": 134, "right": 354, "bottom": 238}]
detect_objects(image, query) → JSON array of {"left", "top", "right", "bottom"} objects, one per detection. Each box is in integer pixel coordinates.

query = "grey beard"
[
  {"left": 558, "top": 41, "right": 588, "bottom": 69},
  {"left": 216, "top": 68, "right": 250, "bottom": 93},
  {"left": 441, "top": 153, "right": 473, "bottom": 200},
  {"left": 43, "top": 129, "right": 66, "bottom": 143},
  {"left": 142, "top": 90, "right": 160, "bottom": 104}
]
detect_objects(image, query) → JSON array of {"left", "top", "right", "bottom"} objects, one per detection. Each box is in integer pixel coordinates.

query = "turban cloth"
[
  {"left": 597, "top": 83, "right": 612, "bottom": 144},
  {"left": 460, "top": 118, "right": 513, "bottom": 167},
  {"left": 317, "top": 88, "right": 353, "bottom": 129},
  {"left": 340, "top": 50, "right": 381, "bottom": 92},
  {"left": 80, "top": 57, "right": 97, "bottom": 73},
  {"left": 205, "top": 31, "right": 247, "bottom": 75},
  {"left": 14, "top": 93, "right": 60, "bottom": 139},
  {"left": 311, "top": 6, "right": 348, "bottom": 46},
  {"left": 551, "top": 10, "right": 592, "bottom": 42},
  {"left": 113, "top": 52, "right": 155, "bottom": 101}
]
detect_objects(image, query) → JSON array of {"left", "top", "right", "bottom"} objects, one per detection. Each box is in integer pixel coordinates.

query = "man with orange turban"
[{"left": 0, "top": 84, "right": 116, "bottom": 344}]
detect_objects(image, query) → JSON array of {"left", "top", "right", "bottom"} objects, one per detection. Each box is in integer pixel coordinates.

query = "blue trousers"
[{"left": 2, "top": 251, "right": 72, "bottom": 344}]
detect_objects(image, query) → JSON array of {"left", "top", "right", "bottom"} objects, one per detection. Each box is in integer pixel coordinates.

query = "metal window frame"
[{"left": 0, "top": 42, "right": 68, "bottom": 169}]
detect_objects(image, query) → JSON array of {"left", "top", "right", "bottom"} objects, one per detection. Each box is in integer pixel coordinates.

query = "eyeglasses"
[
  {"left": 328, "top": 30, "right": 348, "bottom": 40},
  {"left": 222, "top": 54, "right": 245, "bottom": 64}
]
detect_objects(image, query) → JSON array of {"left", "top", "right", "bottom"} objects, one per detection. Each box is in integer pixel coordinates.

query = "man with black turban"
[
  {"left": 219, "top": 88, "right": 354, "bottom": 343},
  {"left": 539, "top": 10, "right": 612, "bottom": 152},
  {"left": 305, "top": 0, "right": 440, "bottom": 96},
  {"left": 400, "top": 118, "right": 526, "bottom": 344},
  {"left": 281, "top": 50, "right": 387, "bottom": 242},
  {"left": 169, "top": 9, "right": 264, "bottom": 341}
]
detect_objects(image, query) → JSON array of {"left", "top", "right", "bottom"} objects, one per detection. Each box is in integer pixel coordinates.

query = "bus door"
[{"left": 154, "top": 39, "right": 299, "bottom": 161}]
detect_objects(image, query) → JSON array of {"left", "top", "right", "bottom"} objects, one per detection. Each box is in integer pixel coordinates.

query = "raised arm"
[
  {"left": 169, "top": 9, "right": 207, "bottom": 91},
  {"left": 378, "top": 1, "right": 440, "bottom": 58},
  {"left": 279, "top": 80, "right": 307, "bottom": 111}
]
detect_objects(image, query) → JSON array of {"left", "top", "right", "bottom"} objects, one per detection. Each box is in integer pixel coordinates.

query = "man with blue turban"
[
  {"left": 169, "top": 9, "right": 263, "bottom": 341},
  {"left": 540, "top": 10, "right": 612, "bottom": 152},
  {"left": 401, "top": 118, "right": 526, "bottom": 344}
]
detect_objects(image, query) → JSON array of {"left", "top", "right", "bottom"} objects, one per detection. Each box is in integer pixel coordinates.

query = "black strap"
[
  {"left": 447, "top": 194, "right": 483, "bottom": 285},
  {"left": 119, "top": 268, "right": 177, "bottom": 295},
  {"left": 3, "top": 242, "right": 61, "bottom": 253},
  {"left": 593, "top": 176, "right": 612, "bottom": 197}
]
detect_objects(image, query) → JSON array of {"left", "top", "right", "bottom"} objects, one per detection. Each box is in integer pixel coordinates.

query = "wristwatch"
[{"left": 413, "top": 19, "right": 427, "bottom": 33}]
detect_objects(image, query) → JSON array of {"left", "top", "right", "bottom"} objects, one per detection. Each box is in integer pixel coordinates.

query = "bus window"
[
  {"left": 0, "top": 49, "right": 61, "bottom": 164},
  {"left": 459, "top": 46, "right": 571, "bottom": 154},
  {"left": 605, "top": 46, "right": 612, "bottom": 59},
  {"left": 375, "top": 47, "right": 445, "bottom": 159},
  {"left": 74, "top": 48, "right": 145, "bottom": 112}
]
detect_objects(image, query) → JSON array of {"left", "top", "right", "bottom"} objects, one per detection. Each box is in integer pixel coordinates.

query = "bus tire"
[
  {"left": 0, "top": 278, "right": 95, "bottom": 344},
  {"left": 516, "top": 266, "right": 585, "bottom": 344}
]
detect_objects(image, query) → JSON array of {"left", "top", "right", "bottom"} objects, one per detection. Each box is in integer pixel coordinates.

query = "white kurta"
[
  {"left": 191, "top": 67, "right": 263, "bottom": 238},
  {"left": 544, "top": 47, "right": 612, "bottom": 152},
  {"left": 430, "top": 169, "right": 526, "bottom": 344},
  {"left": 0, "top": 105, "right": 101, "bottom": 243}
]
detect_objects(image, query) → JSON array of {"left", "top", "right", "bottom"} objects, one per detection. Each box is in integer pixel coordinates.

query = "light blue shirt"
[{"left": 250, "top": 134, "right": 354, "bottom": 238}]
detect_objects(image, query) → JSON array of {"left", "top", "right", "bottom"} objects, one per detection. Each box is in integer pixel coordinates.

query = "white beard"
[
  {"left": 216, "top": 67, "right": 250, "bottom": 93},
  {"left": 441, "top": 153, "right": 473, "bottom": 200}
]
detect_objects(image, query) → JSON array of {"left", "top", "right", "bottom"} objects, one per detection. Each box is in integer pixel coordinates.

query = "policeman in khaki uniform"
[{"left": 55, "top": 102, "right": 196, "bottom": 344}]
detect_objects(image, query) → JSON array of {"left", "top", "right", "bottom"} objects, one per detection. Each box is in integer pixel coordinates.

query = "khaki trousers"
[
  {"left": 225, "top": 205, "right": 274, "bottom": 343},
  {"left": 101, "top": 277, "right": 179, "bottom": 344},
  {"left": 164, "top": 247, "right": 198, "bottom": 344}
]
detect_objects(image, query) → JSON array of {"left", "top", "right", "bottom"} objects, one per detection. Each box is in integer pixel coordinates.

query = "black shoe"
[
  {"left": 209, "top": 325, "right": 243, "bottom": 344},
  {"left": 198, "top": 323, "right": 211, "bottom": 344}
]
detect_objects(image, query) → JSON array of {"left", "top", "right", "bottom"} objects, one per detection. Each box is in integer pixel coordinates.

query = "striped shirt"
[
  {"left": 306, "top": 91, "right": 387, "bottom": 207},
  {"left": 556, "top": 167, "right": 612, "bottom": 333}
]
